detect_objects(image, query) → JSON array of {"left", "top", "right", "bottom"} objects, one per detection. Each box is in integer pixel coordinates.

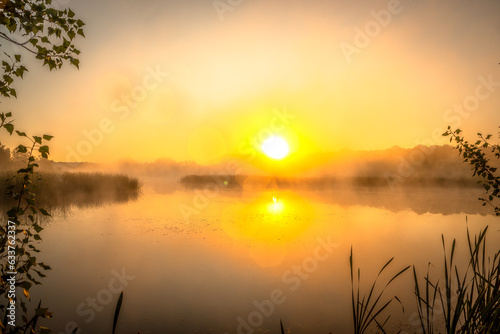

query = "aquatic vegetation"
[
  {"left": 0, "top": 172, "right": 141, "bottom": 212},
  {"left": 350, "top": 248, "right": 409, "bottom": 334},
  {"left": 413, "top": 223, "right": 500, "bottom": 334}
]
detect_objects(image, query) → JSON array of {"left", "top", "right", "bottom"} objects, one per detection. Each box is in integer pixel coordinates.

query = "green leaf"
[
  {"left": 70, "top": 58, "right": 80, "bottom": 69},
  {"left": 43, "top": 134, "right": 53, "bottom": 141},
  {"left": 38, "top": 145, "right": 50, "bottom": 157},
  {"left": 4, "top": 123, "right": 14, "bottom": 135},
  {"left": 14, "top": 54, "right": 21, "bottom": 62},
  {"left": 7, "top": 208, "right": 19, "bottom": 218},
  {"left": 33, "top": 136, "right": 42, "bottom": 144},
  {"left": 16, "top": 130, "right": 27, "bottom": 137},
  {"left": 16, "top": 145, "right": 28, "bottom": 153},
  {"left": 4, "top": 74, "right": 14, "bottom": 84},
  {"left": 19, "top": 281, "right": 32, "bottom": 290},
  {"left": 15, "top": 67, "right": 25, "bottom": 78},
  {"left": 39, "top": 262, "right": 52, "bottom": 270},
  {"left": 35, "top": 307, "right": 49, "bottom": 317},
  {"left": 39, "top": 208, "right": 51, "bottom": 217}
]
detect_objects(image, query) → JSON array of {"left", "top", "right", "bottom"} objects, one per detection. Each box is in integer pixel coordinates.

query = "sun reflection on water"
[
  {"left": 268, "top": 195, "right": 285, "bottom": 214},
  {"left": 220, "top": 191, "right": 318, "bottom": 267}
]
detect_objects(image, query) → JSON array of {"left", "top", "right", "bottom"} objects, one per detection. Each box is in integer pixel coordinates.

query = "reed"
[
  {"left": 412, "top": 222, "right": 500, "bottom": 333},
  {"left": 0, "top": 171, "right": 140, "bottom": 212},
  {"left": 350, "top": 247, "right": 409, "bottom": 334}
]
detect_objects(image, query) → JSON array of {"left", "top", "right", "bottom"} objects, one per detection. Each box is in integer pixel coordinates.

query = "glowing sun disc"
[{"left": 262, "top": 136, "right": 290, "bottom": 160}]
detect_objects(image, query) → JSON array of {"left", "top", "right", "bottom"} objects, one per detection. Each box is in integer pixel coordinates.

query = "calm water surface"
[{"left": 31, "top": 185, "right": 500, "bottom": 334}]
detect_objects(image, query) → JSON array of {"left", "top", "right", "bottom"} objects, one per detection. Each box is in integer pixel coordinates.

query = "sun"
[{"left": 261, "top": 135, "right": 290, "bottom": 160}]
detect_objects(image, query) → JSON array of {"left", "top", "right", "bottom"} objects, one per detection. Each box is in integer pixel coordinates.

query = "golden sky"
[{"left": 2, "top": 0, "right": 500, "bottom": 165}]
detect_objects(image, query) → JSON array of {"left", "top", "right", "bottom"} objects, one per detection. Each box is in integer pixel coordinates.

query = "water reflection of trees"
[
  {"left": 179, "top": 174, "right": 491, "bottom": 216},
  {"left": 0, "top": 172, "right": 140, "bottom": 214}
]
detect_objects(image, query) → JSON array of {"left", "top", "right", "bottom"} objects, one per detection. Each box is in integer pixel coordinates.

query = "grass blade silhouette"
[
  {"left": 350, "top": 246, "right": 409, "bottom": 334},
  {"left": 112, "top": 291, "right": 124, "bottom": 334}
]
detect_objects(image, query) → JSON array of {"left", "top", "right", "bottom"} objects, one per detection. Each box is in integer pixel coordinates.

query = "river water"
[{"left": 28, "top": 185, "right": 499, "bottom": 334}]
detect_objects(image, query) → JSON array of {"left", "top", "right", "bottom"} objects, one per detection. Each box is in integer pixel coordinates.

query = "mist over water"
[
  {"left": 15, "top": 172, "right": 497, "bottom": 334},
  {"left": 1, "top": 0, "right": 499, "bottom": 332},
  {"left": 0, "top": 171, "right": 140, "bottom": 213},
  {"left": 2, "top": 144, "right": 499, "bottom": 333}
]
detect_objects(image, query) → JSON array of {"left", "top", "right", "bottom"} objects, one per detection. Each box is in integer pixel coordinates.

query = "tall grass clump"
[
  {"left": 413, "top": 222, "right": 500, "bottom": 333},
  {"left": 0, "top": 172, "right": 141, "bottom": 212},
  {"left": 350, "top": 247, "right": 409, "bottom": 334}
]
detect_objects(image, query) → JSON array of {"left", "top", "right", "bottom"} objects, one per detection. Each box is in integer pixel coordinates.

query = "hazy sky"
[{"left": 2, "top": 0, "right": 500, "bottom": 164}]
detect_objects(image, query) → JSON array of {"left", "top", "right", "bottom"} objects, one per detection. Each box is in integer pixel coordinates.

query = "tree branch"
[{"left": 0, "top": 32, "right": 37, "bottom": 55}]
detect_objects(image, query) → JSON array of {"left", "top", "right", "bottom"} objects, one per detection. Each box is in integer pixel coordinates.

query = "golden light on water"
[
  {"left": 218, "top": 191, "right": 317, "bottom": 267},
  {"left": 268, "top": 196, "right": 285, "bottom": 215},
  {"left": 220, "top": 192, "right": 316, "bottom": 242}
]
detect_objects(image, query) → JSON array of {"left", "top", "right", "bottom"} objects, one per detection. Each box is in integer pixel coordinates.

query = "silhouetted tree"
[
  {"left": 0, "top": 1, "right": 85, "bottom": 332},
  {"left": 0, "top": 0, "right": 84, "bottom": 98},
  {"left": 443, "top": 126, "right": 500, "bottom": 215},
  {"left": 0, "top": 144, "right": 10, "bottom": 169}
]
